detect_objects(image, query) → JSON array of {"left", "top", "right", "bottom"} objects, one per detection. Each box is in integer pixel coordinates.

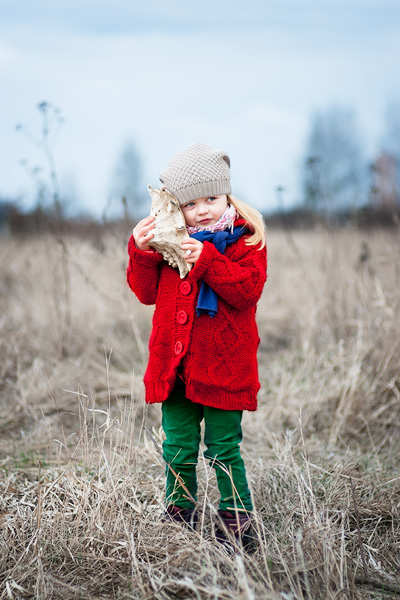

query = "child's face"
[{"left": 181, "top": 195, "right": 228, "bottom": 228}]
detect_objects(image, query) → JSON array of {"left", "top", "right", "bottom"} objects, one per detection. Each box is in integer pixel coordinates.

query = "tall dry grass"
[{"left": 0, "top": 225, "right": 399, "bottom": 599}]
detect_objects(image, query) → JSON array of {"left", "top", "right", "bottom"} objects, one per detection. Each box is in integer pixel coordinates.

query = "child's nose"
[{"left": 197, "top": 203, "right": 208, "bottom": 214}]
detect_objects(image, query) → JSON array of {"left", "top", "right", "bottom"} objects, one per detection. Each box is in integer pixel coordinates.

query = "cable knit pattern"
[{"left": 126, "top": 219, "right": 267, "bottom": 411}]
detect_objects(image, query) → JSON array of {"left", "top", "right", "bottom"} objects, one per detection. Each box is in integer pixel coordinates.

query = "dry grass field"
[{"left": 0, "top": 224, "right": 399, "bottom": 599}]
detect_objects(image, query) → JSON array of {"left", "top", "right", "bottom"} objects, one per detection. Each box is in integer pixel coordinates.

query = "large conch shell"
[{"left": 147, "top": 185, "right": 192, "bottom": 278}]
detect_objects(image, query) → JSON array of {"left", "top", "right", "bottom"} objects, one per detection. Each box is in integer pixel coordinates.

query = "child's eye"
[
  {"left": 183, "top": 202, "right": 195, "bottom": 208},
  {"left": 207, "top": 197, "right": 216, "bottom": 201}
]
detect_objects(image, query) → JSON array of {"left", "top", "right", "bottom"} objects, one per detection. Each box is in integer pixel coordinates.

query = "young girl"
[{"left": 126, "top": 142, "right": 267, "bottom": 546}]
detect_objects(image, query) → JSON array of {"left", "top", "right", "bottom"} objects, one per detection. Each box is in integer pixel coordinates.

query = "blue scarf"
[{"left": 190, "top": 226, "right": 246, "bottom": 317}]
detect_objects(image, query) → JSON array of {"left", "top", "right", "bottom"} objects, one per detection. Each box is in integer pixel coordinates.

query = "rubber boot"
[
  {"left": 214, "top": 510, "right": 254, "bottom": 551},
  {"left": 164, "top": 504, "right": 198, "bottom": 530}
]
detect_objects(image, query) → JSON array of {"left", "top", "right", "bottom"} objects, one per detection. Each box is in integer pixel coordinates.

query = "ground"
[{"left": 0, "top": 225, "right": 399, "bottom": 599}]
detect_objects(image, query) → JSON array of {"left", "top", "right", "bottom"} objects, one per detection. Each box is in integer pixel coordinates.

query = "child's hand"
[
  {"left": 181, "top": 237, "right": 204, "bottom": 264},
  {"left": 133, "top": 216, "right": 156, "bottom": 251}
]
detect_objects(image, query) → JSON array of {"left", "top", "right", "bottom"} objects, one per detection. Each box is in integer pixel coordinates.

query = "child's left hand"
[{"left": 181, "top": 237, "right": 203, "bottom": 264}]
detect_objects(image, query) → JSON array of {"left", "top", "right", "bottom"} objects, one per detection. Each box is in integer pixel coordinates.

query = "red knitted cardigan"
[{"left": 126, "top": 219, "right": 267, "bottom": 411}]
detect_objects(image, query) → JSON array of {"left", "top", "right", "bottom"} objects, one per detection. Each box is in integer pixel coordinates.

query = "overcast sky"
[{"left": 1, "top": 0, "right": 400, "bottom": 217}]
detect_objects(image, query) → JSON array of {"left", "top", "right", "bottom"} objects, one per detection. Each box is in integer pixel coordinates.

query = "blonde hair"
[{"left": 228, "top": 195, "right": 267, "bottom": 249}]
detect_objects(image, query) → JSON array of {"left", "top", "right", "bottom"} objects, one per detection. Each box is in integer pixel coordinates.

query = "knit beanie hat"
[{"left": 159, "top": 142, "right": 231, "bottom": 205}]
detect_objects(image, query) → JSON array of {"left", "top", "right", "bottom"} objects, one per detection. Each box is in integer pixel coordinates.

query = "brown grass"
[{"left": 0, "top": 225, "right": 399, "bottom": 599}]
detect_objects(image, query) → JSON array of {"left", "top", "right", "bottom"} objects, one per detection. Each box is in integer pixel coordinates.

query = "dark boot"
[
  {"left": 164, "top": 504, "right": 198, "bottom": 530},
  {"left": 214, "top": 510, "right": 254, "bottom": 550}
]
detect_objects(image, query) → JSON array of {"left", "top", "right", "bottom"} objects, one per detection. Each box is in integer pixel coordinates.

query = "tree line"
[
  {"left": 1, "top": 101, "right": 399, "bottom": 235},
  {"left": 301, "top": 104, "right": 400, "bottom": 220}
]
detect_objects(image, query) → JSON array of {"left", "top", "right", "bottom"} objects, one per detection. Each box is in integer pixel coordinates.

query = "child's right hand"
[{"left": 133, "top": 216, "right": 156, "bottom": 251}]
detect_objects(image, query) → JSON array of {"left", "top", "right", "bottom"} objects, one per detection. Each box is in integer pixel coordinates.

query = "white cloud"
[{"left": 0, "top": 42, "right": 21, "bottom": 67}]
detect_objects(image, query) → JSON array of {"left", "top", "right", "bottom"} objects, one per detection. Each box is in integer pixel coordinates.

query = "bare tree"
[
  {"left": 380, "top": 100, "right": 400, "bottom": 206},
  {"left": 109, "top": 141, "right": 144, "bottom": 220},
  {"left": 383, "top": 101, "right": 400, "bottom": 158},
  {"left": 302, "top": 107, "right": 367, "bottom": 216}
]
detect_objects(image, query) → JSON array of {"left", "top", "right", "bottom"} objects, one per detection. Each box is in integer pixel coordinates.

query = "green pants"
[{"left": 161, "top": 379, "right": 253, "bottom": 512}]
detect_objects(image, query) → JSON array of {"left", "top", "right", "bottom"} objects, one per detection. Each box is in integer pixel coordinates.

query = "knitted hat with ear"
[{"left": 159, "top": 142, "right": 231, "bottom": 205}]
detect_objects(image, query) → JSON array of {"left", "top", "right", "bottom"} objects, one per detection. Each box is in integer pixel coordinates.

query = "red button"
[
  {"left": 177, "top": 310, "right": 188, "bottom": 325},
  {"left": 180, "top": 282, "right": 192, "bottom": 295},
  {"left": 174, "top": 341, "right": 183, "bottom": 355}
]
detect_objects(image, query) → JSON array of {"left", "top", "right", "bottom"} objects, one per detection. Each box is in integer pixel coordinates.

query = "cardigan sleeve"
[
  {"left": 189, "top": 239, "right": 267, "bottom": 310},
  {"left": 126, "top": 235, "right": 164, "bottom": 305}
]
